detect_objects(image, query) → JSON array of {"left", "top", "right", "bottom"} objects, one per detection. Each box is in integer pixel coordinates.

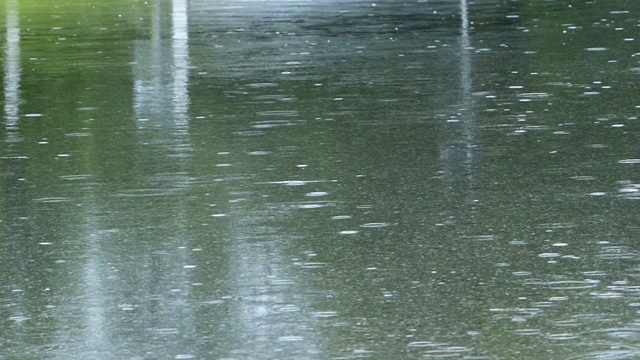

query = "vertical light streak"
[{"left": 4, "top": 0, "right": 21, "bottom": 139}]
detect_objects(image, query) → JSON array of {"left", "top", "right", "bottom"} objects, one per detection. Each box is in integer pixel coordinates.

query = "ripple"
[
  {"left": 311, "top": 311, "right": 338, "bottom": 318},
  {"left": 517, "top": 92, "right": 551, "bottom": 100},
  {"left": 538, "top": 253, "right": 561, "bottom": 258},
  {"left": 306, "top": 191, "right": 329, "bottom": 197},
  {"left": 34, "top": 197, "right": 70, "bottom": 203},
  {"left": 294, "top": 262, "right": 327, "bottom": 269},
  {"left": 246, "top": 82, "right": 279, "bottom": 89},
  {"left": 360, "top": 223, "right": 390, "bottom": 228},
  {"left": 598, "top": 327, "right": 640, "bottom": 340},
  {"left": 407, "top": 342, "right": 450, "bottom": 348},
  {"left": 59, "top": 174, "right": 92, "bottom": 180},
  {"left": 512, "top": 271, "right": 532, "bottom": 276},
  {"left": 297, "top": 203, "right": 328, "bottom": 209},
  {"left": 544, "top": 280, "right": 600, "bottom": 290},
  {"left": 233, "top": 130, "right": 266, "bottom": 136},
  {"left": 619, "top": 159, "right": 640, "bottom": 164},
  {"left": 247, "top": 150, "right": 271, "bottom": 155},
  {"left": 468, "top": 234, "right": 495, "bottom": 241},
  {"left": 422, "top": 347, "right": 472, "bottom": 355},
  {"left": 513, "top": 328, "right": 541, "bottom": 336},
  {"left": 572, "top": 349, "right": 640, "bottom": 359},
  {"left": 547, "top": 333, "right": 579, "bottom": 340},
  {"left": 251, "top": 120, "right": 302, "bottom": 129},
  {"left": 590, "top": 292, "right": 624, "bottom": 299},
  {"left": 278, "top": 336, "right": 303, "bottom": 342},
  {"left": 599, "top": 246, "right": 638, "bottom": 260},
  {"left": 261, "top": 179, "right": 337, "bottom": 186}
]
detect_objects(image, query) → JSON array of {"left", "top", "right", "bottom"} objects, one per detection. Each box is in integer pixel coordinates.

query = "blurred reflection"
[
  {"left": 3, "top": 0, "right": 20, "bottom": 142},
  {"left": 129, "top": 0, "right": 196, "bottom": 350},
  {"left": 439, "top": 0, "right": 479, "bottom": 196}
]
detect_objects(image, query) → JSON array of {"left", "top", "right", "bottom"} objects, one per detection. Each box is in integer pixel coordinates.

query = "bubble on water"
[
  {"left": 175, "top": 355, "right": 195, "bottom": 359},
  {"left": 332, "top": 215, "right": 351, "bottom": 220},
  {"left": 586, "top": 47, "right": 607, "bottom": 51}
]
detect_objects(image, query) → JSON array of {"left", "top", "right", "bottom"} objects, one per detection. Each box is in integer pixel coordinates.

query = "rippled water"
[{"left": 1, "top": 0, "right": 640, "bottom": 359}]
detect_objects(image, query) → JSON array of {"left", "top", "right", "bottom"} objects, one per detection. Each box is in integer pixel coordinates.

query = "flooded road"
[{"left": 1, "top": 0, "right": 640, "bottom": 358}]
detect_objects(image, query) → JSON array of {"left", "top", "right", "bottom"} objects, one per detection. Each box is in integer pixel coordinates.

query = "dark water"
[{"left": 1, "top": 0, "right": 640, "bottom": 358}]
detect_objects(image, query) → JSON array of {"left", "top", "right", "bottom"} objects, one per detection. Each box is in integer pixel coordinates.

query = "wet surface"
[{"left": 1, "top": 0, "right": 640, "bottom": 358}]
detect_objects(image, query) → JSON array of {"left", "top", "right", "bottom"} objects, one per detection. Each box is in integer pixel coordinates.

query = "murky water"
[{"left": 1, "top": 0, "right": 639, "bottom": 358}]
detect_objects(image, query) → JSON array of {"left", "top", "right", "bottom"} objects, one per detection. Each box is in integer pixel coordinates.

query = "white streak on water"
[{"left": 4, "top": 0, "right": 20, "bottom": 140}]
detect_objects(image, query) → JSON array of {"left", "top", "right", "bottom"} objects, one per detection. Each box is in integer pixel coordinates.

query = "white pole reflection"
[
  {"left": 440, "top": 0, "right": 478, "bottom": 192},
  {"left": 131, "top": 0, "right": 196, "bottom": 353},
  {"left": 4, "top": 0, "right": 20, "bottom": 141},
  {"left": 172, "top": 0, "right": 190, "bottom": 130},
  {"left": 460, "top": 0, "right": 477, "bottom": 172}
]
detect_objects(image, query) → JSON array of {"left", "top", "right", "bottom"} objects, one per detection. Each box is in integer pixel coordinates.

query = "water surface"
[{"left": 1, "top": 0, "right": 640, "bottom": 359}]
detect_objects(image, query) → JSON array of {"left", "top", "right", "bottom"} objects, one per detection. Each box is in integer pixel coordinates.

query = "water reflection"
[
  {"left": 3, "top": 0, "right": 20, "bottom": 141},
  {"left": 2, "top": 0, "right": 640, "bottom": 358},
  {"left": 439, "top": 0, "right": 479, "bottom": 197}
]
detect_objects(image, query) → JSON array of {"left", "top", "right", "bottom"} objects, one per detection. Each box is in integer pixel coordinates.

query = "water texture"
[{"left": 1, "top": 0, "right": 639, "bottom": 359}]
